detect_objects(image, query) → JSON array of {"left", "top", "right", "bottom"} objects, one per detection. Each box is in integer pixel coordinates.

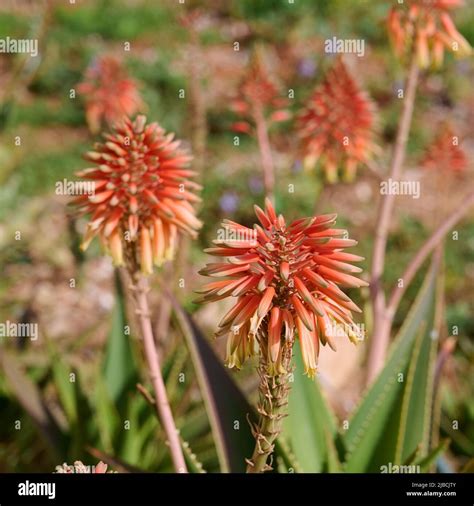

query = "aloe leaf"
[
  {"left": 50, "top": 354, "right": 78, "bottom": 426},
  {"left": 0, "top": 350, "right": 63, "bottom": 457},
  {"left": 403, "top": 444, "right": 422, "bottom": 466},
  {"left": 344, "top": 261, "right": 438, "bottom": 472},
  {"left": 325, "top": 427, "right": 343, "bottom": 472},
  {"left": 172, "top": 300, "right": 256, "bottom": 472},
  {"left": 460, "top": 458, "right": 474, "bottom": 473},
  {"left": 94, "top": 376, "right": 121, "bottom": 454},
  {"left": 415, "top": 438, "right": 449, "bottom": 472},
  {"left": 50, "top": 358, "right": 92, "bottom": 460},
  {"left": 102, "top": 271, "right": 138, "bottom": 403},
  {"left": 181, "top": 438, "right": 207, "bottom": 473},
  {"left": 118, "top": 394, "right": 159, "bottom": 467},
  {"left": 283, "top": 343, "right": 339, "bottom": 472},
  {"left": 274, "top": 437, "right": 303, "bottom": 473}
]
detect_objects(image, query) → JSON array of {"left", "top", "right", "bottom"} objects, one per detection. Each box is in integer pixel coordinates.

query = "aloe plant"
[{"left": 274, "top": 259, "right": 445, "bottom": 473}]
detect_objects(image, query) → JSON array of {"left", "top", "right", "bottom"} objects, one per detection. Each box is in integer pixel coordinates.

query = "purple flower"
[
  {"left": 219, "top": 192, "right": 239, "bottom": 214},
  {"left": 248, "top": 176, "right": 264, "bottom": 194},
  {"left": 297, "top": 58, "right": 317, "bottom": 79},
  {"left": 292, "top": 160, "right": 303, "bottom": 173}
]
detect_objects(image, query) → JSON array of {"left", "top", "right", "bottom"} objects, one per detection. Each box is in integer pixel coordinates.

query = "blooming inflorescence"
[
  {"left": 198, "top": 199, "right": 367, "bottom": 377},
  {"left": 230, "top": 49, "right": 290, "bottom": 135},
  {"left": 297, "top": 58, "right": 377, "bottom": 183},
  {"left": 74, "top": 115, "right": 202, "bottom": 274},
  {"left": 78, "top": 55, "right": 144, "bottom": 133},
  {"left": 388, "top": 0, "right": 471, "bottom": 68},
  {"left": 421, "top": 125, "right": 467, "bottom": 173}
]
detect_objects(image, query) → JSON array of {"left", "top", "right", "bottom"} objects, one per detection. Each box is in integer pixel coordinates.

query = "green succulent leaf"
[
  {"left": 102, "top": 271, "right": 138, "bottom": 404},
  {"left": 172, "top": 299, "right": 257, "bottom": 472},
  {"left": 94, "top": 376, "right": 121, "bottom": 454},
  {"left": 344, "top": 260, "right": 439, "bottom": 472},
  {"left": 0, "top": 350, "right": 63, "bottom": 459},
  {"left": 415, "top": 439, "right": 450, "bottom": 472},
  {"left": 283, "top": 343, "right": 340, "bottom": 472}
]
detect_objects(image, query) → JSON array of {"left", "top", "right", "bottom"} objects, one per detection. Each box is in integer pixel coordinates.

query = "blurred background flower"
[
  {"left": 297, "top": 58, "right": 378, "bottom": 183},
  {"left": 78, "top": 55, "right": 144, "bottom": 133}
]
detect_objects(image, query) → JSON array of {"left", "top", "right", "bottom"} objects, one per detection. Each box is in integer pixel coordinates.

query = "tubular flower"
[
  {"left": 230, "top": 48, "right": 291, "bottom": 135},
  {"left": 74, "top": 115, "right": 202, "bottom": 274},
  {"left": 78, "top": 55, "right": 144, "bottom": 133},
  {"left": 421, "top": 125, "right": 467, "bottom": 173},
  {"left": 388, "top": 0, "right": 471, "bottom": 68},
  {"left": 297, "top": 58, "right": 377, "bottom": 183},
  {"left": 198, "top": 198, "right": 367, "bottom": 377}
]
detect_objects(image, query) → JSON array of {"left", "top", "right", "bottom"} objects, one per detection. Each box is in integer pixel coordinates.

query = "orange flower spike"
[
  {"left": 297, "top": 58, "right": 377, "bottom": 183},
  {"left": 230, "top": 48, "right": 290, "bottom": 134},
  {"left": 198, "top": 198, "right": 367, "bottom": 376},
  {"left": 78, "top": 55, "right": 144, "bottom": 133},
  {"left": 387, "top": 0, "right": 471, "bottom": 68},
  {"left": 421, "top": 125, "right": 468, "bottom": 173},
  {"left": 74, "top": 115, "right": 201, "bottom": 273}
]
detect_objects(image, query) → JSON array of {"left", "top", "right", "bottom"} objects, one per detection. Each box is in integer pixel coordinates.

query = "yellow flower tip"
[
  {"left": 303, "top": 154, "right": 317, "bottom": 172},
  {"left": 343, "top": 160, "right": 358, "bottom": 183},
  {"left": 165, "top": 247, "right": 175, "bottom": 262},
  {"left": 304, "top": 366, "right": 318, "bottom": 379},
  {"left": 267, "top": 361, "right": 287, "bottom": 377},
  {"left": 140, "top": 265, "right": 153, "bottom": 275},
  {"left": 225, "top": 352, "right": 243, "bottom": 371},
  {"left": 109, "top": 232, "right": 123, "bottom": 266},
  {"left": 325, "top": 164, "right": 338, "bottom": 184},
  {"left": 153, "top": 257, "right": 165, "bottom": 268},
  {"left": 140, "top": 228, "right": 153, "bottom": 275}
]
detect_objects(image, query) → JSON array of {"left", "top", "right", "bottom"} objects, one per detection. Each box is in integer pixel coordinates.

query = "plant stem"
[
  {"left": 130, "top": 273, "right": 188, "bottom": 473},
  {"left": 385, "top": 191, "right": 474, "bottom": 322},
  {"left": 246, "top": 336, "right": 292, "bottom": 473},
  {"left": 254, "top": 105, "right": 275, "bottom": 203},
  {"left": 187, "top": 29, "right": 207, "bottom": 174},
  {"left": 367, "top": 57, "right": 419, "bottom": 385}
]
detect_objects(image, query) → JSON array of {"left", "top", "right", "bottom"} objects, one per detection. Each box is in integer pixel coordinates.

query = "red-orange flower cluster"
[
  {"left": 198, "top": 199, "right": 367, "bottom": 377},
  {"left": 388, "top": 0, "right": 471, "bottom": 68},
  {"left": 78, "top": 55, "right": 144, "bottom": 133},
  {"left": 230, "top": 50, "right": 290, "bottom": 135},
  {"left": 297, "top": 59, "right": 377, "bottom": 183},
  {"left": 421, "top": 125, "right": 467, "bottom": 173},
  {"left": 74, "top": 115, "right": 202, "bottom": 274}
]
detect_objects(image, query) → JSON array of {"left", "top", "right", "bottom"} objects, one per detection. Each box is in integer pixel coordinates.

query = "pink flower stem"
[
  {"left": 385, "top": 191, "right": 474, "bottom": 321},
  {"left": 254, "top": 105, "right": 275, "bottom": 203},
  {"left": 133, "top": 274, "right": 188, "bottom": 473},
  {"left": 367, "top": 57, "right": 419, "bottom": 385}
]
